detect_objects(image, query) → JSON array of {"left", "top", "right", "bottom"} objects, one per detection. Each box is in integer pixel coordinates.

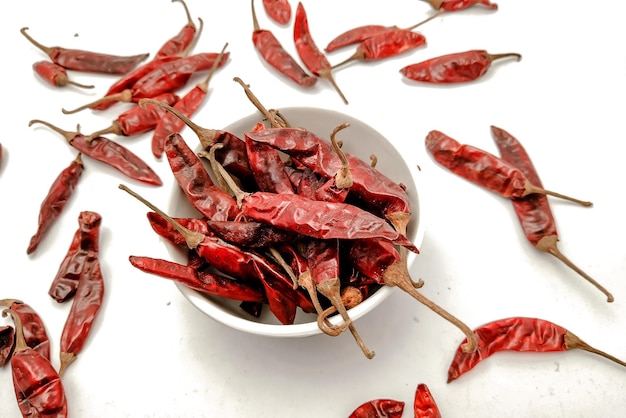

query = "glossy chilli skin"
[
  {"left": 414, "top": 383, "right": 442, "bottom": 418},
  {"left": 32, "top": 61, "right": 94, "bottom": 89},
  {"left": 263, "top": 0, "right": 292, "bottom": 25},
  {"left": 400, "top": 50, "right": 520, "bottom": 84},
  {"left": 348, "top": 399, "right": 405, "bottom": 418}
]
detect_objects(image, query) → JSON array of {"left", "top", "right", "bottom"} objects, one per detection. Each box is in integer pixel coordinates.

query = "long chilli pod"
[
  {"left": 28, "top": 120, "right": 162, "bottom": 186},
  {"left": 0, "top": 300, "right": 51, "bottom": 361},
  {"left": 447, "top": 317, "right": 626, "bottom": 382},
  {"left": 348, "top": 399, "right": 405, "bottom": 418},
  {"left": 59, "top": 211, "right": 104, "bottom": 376},
  {"left": 491, "top": 125, "right": 613, "bottom": 302},
  {"left": 251, "top": 0, "right": 316, "bottom": 87},
  {"left": 332, "top": 29, "right": 427, "bottom": 70},
  {"left": 156, "top": 0, "right": 198, "bottom": 58},
  {"left": 32, "top": 61, "right": 94, "bottom": 89},
  {"left": 27, "top": 153, "right": 84, "bottom": 255},
  {"left": 3, "top": 308, "right": 68, "bottom": 417},
  {"left": 401, "top": 50, "right": 520, "bottom": 84},
  {"left": 150, "top": 43, "right": 228, "bottom": 159},
  {"left": 293, "top": 2, "right": 348, "bottom": 104},
  {"left": 21, "top": 27, "right": 148, "bottom": 74},
  {"left": 425, "top": 130, "right": 592, "bottom": 206}
]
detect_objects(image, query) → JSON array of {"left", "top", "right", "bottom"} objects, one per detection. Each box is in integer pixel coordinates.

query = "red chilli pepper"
[
  {"left": 401, "top": 50, "right": 520, "bottom": 84},
  {"left": 293, "top": 2, "right": 348, "bottom": 103},
  {"left": 62, "top": 52, "right": 230, "bottom": 114},
  {"left": 251, "top": 0, "right": 316, "bottom": 87},
  {"left": 128, "top": 255, "right": 265, "bottom": 303},
  {"left": 491, "top": 125, "right": 613, "bottom": 302},
  {"left": 49, "top": 209, "right": 103, "bottom": 303},
  {"left": 414, "top": 383, "right": 442, "bottom": 418},
  {"left": 59, "top": 211, "right": 104, "bottom": 376},
  {"left": 348, "top": 398, "right": 405, "bottom": 418},
  {"left": 3, "top": 308, "right": 68, "bottom": 417},
  {"left": 0, "top": 300, "right": 51, "bottom": 361},
  {"left": 86, "top": 92, "right": 180, "bottom": 140},
  {"left": 427, "top": 0, "right": 498, "bottom": 12},
  {"left": 424, "top": 129, "right": 592, "bottom": 206},
  {"left": 27, "top": 153, "right": 84, "bottom": 255},
  {"left": 21, "top": 27, "right": 148, "bottom": 74},
  {"left": 447, "top": 317, "right": 626, "bottom": 382},
  {"left": 29, "top": 120, "right": 162, "bottom": 186},
  {"left": 332, "top": 29, "right": 427, "bottom": 70},
  {"left": 155, "top": 0, "right": 198, "bottom": 59},
  {"left": 263, "top": 0, "right": 292, "bottom": 24},
  {"left": 0, "top": 325, "right": 14, "bottom": 367},
  {"left": 147, "top": 43, "right": 228, "bottom": 159},
  {"left": 32, "top": 61, "right": 94, "bottom": 89}
]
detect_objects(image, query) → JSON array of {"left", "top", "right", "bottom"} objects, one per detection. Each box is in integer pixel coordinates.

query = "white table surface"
[{"left": 2, "top": 1, "right": 626, "bottom": 417}]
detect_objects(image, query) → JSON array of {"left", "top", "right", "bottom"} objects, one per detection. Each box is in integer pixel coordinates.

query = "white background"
[{"left": 1, "top": 1, "right": 626, "bottom": 417}]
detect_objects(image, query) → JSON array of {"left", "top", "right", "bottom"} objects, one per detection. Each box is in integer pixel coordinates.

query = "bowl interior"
[{"left": 166, "top": 106, "right": 424, "bottom": 337}]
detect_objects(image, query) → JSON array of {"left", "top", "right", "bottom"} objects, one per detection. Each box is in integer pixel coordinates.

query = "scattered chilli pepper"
[
  {"left": 29, "top": 120, "right": 162, "bottom": 186},
  {"left": 331, "top": 29, "right": 427, "bottom": 70},
  {"left": 3, "top": 308, "right": 68, "bottom": 417},
  {"left": 0, "top": 300, "right": 51, "bottom": 361},
  {"left": 59, "top": 211, "right": 104, "bottom": 376},
  {"left": 49, "top": 209, "right": 103, "bottom": 303},
  {"left": 263, "top": 0, "right": 291, "bottom": 24},
  {"left": 251, "top": 0, "right": 316, "bottom": 87},
  {"left": 0, "top": 325, "right": 14, "bottom": 367},
  {"left": 425, "top": 130, "right": 592, "bottom": 206},
  {"left": 425, "top": 0, "right": 498, "bottom": 12},
  {"left": 128, "top": 255, "right": 265, "bottom": 303},
  {"left": 27, "top": 153, "right": 84, "bottom": 255},
  {"left": 21, "top": 26, "right": 148, "bottom": 74},
  {"left": 348, "top": 398, "right": 405, "bottom": 418},
  {"left": 491, "top": 125, "right": 613, "bottom": 302},
  {"left": 32, "top": 61, "right": 94, "bottom": 89},
  {"left": 293, "top": 2, "right": 348, "bottom": 104},
  {"left": 85, "top": 92, "right": 180, "bottom": 140},
  {"left": 401, "top": 50, "right": 521, "bottom": 84},
  {"left": 414, "top": 383, "right": 442, "bottom": 418},
  {"left": 164, "top": 132, "right": 239, "bottom": 221},
  {"left": 149, "top": 43, "right": 228, "bottom": 159},
  {"left": 447, "top": 317, "right": 626, "bottom": 383},
  {"left": 155, "top": 0, "right": 198, "bottom": 59},
  {"left": 62, "top": 51, "right": 230, "bottom": 114}
]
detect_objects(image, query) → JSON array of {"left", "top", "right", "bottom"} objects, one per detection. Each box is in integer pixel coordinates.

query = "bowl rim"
[{"left": 171, "top": 106, "right": 425, "bottom": 337}]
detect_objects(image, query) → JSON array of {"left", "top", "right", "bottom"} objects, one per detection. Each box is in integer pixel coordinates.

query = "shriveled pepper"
[
  {"left": 447, "top": 317, "right": 626, "bottom": 382},
  {"left": 155, "top": 0, "right": 199, "bottom": 59},
  {"left": 0, "top": 325, "right": 14, "bottom": 367},
  {"left": 32, "top": 61, "right": 94, "bottom": 89},
  {"left": 3, "top": 308, "right": 68, "bottom": 417},
  {"left": 348, "top": 398, "right": 405, "bottom": 418},
  {"left": 21, "top": 26, "right": 148, "bottom": 74},
  {"left": 0, "top": 300, "right": 51, "bottom": 361},
  {"left": 414, "top": 383, "right": 442, "bottom": 418},
  {"left": 263, "top": 0, "right": 292, "bottom": 24}
]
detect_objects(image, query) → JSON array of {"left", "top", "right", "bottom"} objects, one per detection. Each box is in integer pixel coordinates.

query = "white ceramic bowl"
[{"left": 167, "top": 106, "right": 424, "bottom": 337}]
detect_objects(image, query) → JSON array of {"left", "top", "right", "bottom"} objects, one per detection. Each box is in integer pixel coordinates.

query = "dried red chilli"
[
  {"left": 0, "top": 300, "right": 51, "bottom": 363},
  {"left": 32, "top": 61, "right": 94, "bottom": 89},
  {"left": 491, "top": 125, "right": 613, "bottom": 302},
  {"left": 59, "top": 211, "right": 104, "bottom": 375},
  {"left": 27, "top": 153, "right": 84, "bottom": 255},
  {"left": 164, "top": 132, "right": 239, "bottom": 221},
  {"left": 425, "top": 0, "right": 498, "bottom": 12},
  {"left": 414, "top": 383, "right": 442, "bottom": 418},
  {"left": 28, "top": 120, "right": 162, "bottom": 186},
  {"left": 263, "top": 0, "right": 292, "bottom": 25},
  {"left": 155, "top": 0, "right": 198, "bottom": 59},
  {"left": 49, "top": 209, "right": 103, "bottom": 303},
  {"left": 3, "top": 308, "right": 68, "bottom": 417},
  {"left": 86, "top": 92, "right": 180, "bottom": 140},
  {"left": 447, "top": 317, "right": 626, "bottom": 383},
  {"left": 348, "top": 398, "right": 405, "bottom": 418},
  {"left": 128, "top": 256, "right": 265, "bottom": 302},
  {"left": 401, "top": 50, "right": 521, "bottom": 84},
  {"left": 149, "top": 43, "right": 228, "bottom": 159},
  {"left": 120, "top": 187, "right": 313, "bottom": 323},
  {"left": 251, "top": 0, "right": 316, "bottom": 87},
  {"left": 293, "top": 2, "right": 348, "bottom": 104},
  {"left": 21, "top": 26, "right": 148, "bottom": 74},
  {"left": 425, "top": 130, "right": 592, "bottom": 206},
  {"left": 61, "top": 52, "right": 230, "bottom": 114},
  {"left": 331, "top": 29, "right": 427, "bottom": 70}
]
